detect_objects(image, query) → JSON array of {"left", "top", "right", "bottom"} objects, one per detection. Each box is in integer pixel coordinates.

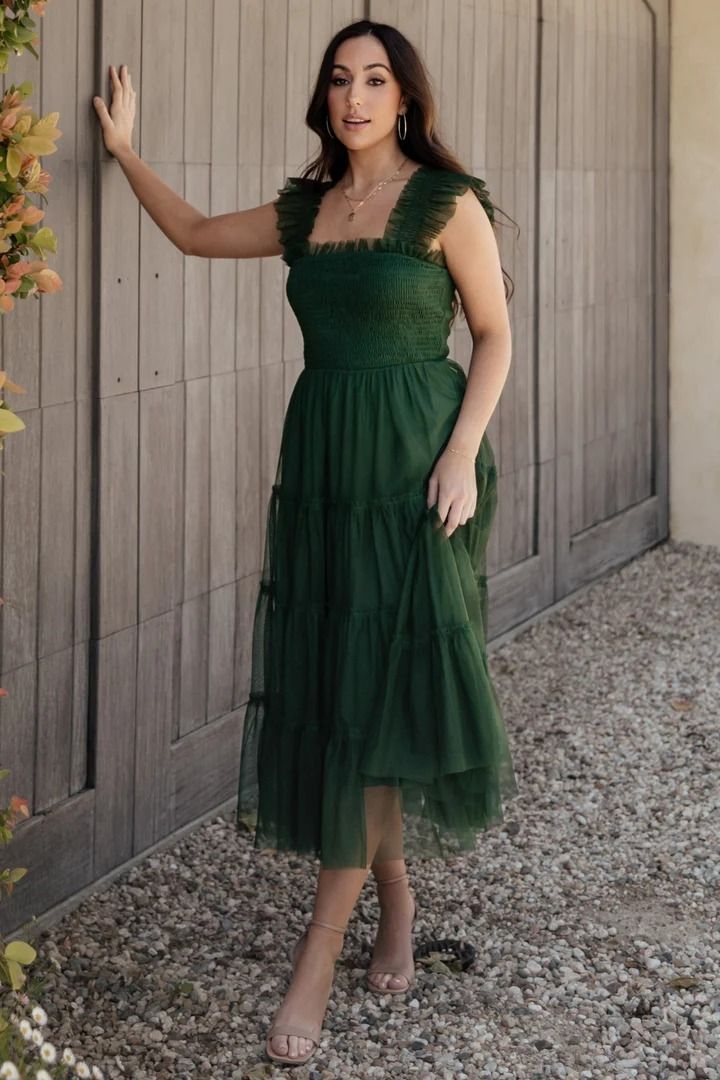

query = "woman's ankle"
[
  {"left": 371, "top": 859, "right": 407, "bottom": 884},
  {"left": 303, "top": 922, "right": 345, "bottom": 960}
]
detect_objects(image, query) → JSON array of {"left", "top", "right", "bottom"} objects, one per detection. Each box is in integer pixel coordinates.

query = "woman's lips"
[{"left": 343, "top": 118, "right": 370, "bottom": 127}]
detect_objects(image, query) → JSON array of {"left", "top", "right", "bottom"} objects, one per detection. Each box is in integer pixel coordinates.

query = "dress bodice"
[{"left": 274, "top": 165, "right": 495, "bottom": 371}]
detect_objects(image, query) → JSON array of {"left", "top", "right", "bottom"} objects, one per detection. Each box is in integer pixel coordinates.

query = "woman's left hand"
[{"left": 427, "top": 448, "right": 477, "bottom": 537}]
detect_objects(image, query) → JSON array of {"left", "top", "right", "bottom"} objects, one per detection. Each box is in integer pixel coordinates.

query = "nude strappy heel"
[
  {"left": 266, "top": 917, "right": 346, "bottom": 1066},
  {"left": 367, "top": 870, "right": 417, "bottom": 995}
]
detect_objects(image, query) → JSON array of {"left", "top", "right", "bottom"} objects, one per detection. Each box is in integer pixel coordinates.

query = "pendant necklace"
[{"left": 340, "top": 156, "right": 410, "bottom": 221}]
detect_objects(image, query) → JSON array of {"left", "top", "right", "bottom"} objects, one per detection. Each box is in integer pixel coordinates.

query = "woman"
[{"left": 94, "top": 17, "right": 519, "bottom": 1068}]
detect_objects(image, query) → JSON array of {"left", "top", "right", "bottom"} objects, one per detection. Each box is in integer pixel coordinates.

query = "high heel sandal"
[
  {"left": 366, "top": 871, "right": 417, "bottom": 995},
  {"left": 266, "top": 918, "right": 346, "bottom": 1066}
]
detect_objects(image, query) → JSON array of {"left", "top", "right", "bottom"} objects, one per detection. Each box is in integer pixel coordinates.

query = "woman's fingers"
[
  {"left": 93, "top": 65, "right": 135, "bottom": 156},
  {"left": 436, "top": 495, "right": 473, "bottom": 536}
]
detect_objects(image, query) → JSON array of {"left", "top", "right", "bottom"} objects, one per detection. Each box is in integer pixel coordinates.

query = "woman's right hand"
[{"left": 93, "top": 64, "right": 136, "bottom": 158}]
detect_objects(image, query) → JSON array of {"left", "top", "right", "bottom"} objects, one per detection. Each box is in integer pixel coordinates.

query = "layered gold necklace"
[{"left": 339, "top": 156, "right": 410, "bottom": 221}]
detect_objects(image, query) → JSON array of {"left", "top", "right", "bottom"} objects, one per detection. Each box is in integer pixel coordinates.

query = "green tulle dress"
[{"left": 236, "top": 164, "right": 519, "bottom": 868}]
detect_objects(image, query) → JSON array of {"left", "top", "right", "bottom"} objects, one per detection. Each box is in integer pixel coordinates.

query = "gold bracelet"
[{"left": 447, "top": 446, "right": 476, "bottom": 462}]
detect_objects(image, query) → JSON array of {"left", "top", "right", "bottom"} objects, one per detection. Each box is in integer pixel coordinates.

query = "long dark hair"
[{"left": 298, "top": 18, "right": 518, "bottom": 317}]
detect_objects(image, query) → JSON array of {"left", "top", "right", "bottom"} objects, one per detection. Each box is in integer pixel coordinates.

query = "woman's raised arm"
[{"left": 93, "top": 63, "right": 282, "bottom": 261}]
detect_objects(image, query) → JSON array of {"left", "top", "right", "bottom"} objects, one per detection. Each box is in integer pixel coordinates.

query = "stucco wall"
[{"left": 669, "top": 1, "right": 720, "bottom": 545}]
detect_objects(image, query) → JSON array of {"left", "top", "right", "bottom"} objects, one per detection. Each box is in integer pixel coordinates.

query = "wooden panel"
[
  {"left": 178, "top": 595, "right": 209, "bottom": 738},
  {"left": 98, "top": 394, "right": 138, "bottom": 636},
  {"left": 71, "top": 642, "right": 89, "bottom": 795},
  {"left": 139, "top": 384, "right": 183, "bottom": 621},
  {"left": 0, "top": 414, "right": 41, "bottom": 671},
  {"left": 236, "top": 367, "right": 261, "bottom": 580},
  {"left": 209, "top": 1, "right": 240, "bottom": 376},
  {"left": 649, "top": 0, "right": 670, "bottom": 543},
  {"left": 185, "top": 2, "right": 213, "bottom": 163},
  {"left": 183, "top": 378, "right": 211, "bottom": 599},
  {"left": 38, "top": 403, "right": 75, "bottom": 658},
  {"left": 210, "top": 372, "right": 237, "bottom": 590},
  {"left": 259, "top": 363, "right": 285, "bottom": 559},
  {"left": 93, "top": 627, "right": 137, "bottom": 876},
  {"left": 35, "top": 647, "right": 74, "bottom": 812},
  {"left": 139, "top": 0, "right": 185, "bottom": 162},
  {"left": 134, "top": 611, "right": 174, "bottom": 851},
  {"left": 0, "top": 790, "right": 95, "bottom": 938},
  {"left": 555, "top": 0, "right": 666, "bottom": 596},
  {"left": 172, "top": 708, "right": 243, "bottom": 830},
  {"left": 208, "top": 583, "right": 235, "bottom": 722},
  {"left": 0, "top": 662, "right": 36, "bottom": 812},
  {"left": 98, "top": 1, "right": 141, "bottom": 399},
  {"left": 74, "top": 399, "right": 92, "bottom": 647}
]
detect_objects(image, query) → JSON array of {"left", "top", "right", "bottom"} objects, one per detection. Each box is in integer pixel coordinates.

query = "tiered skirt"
[{"left": 236, "top": 354, "right": 518, "bottom": 868}]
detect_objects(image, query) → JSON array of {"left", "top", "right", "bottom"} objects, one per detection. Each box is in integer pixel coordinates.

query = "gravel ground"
[{"left": 15, "top": 538, "right": 720, "bottom": 1079}]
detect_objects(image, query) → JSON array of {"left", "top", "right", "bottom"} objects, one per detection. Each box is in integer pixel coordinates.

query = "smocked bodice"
[{"left": 274, "top": 165, "right": 494, "bottom": 371}]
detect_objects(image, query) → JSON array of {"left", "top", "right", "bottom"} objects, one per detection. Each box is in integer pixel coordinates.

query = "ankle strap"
[
  {"left": 308, "top": 917, "right": 346, "bottom": 935},
  {"left": 374, "top": 871, "right": 408, "bottom": 886}
]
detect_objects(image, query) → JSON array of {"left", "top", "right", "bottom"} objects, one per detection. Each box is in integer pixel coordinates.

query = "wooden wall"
[{"left": 0, "top": 0, "right": 668, "bottom": 934}]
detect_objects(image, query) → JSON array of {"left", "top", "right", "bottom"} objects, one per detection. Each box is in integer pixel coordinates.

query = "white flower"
[
  {"left": 0, "top": 1063, "right": 20, "bottom": 1080},
  {"left": 91, "top": 1069, "right": 104, "bottom": 1080},
  {"left": 31, "top": 1005, "right": 48, "bottom": 1027},
  {"left": 39, "top": 1043, "right": 57, "bottom": 1064},
  {"left": 75, "top": 1064, "right": 91, "bottom": 1078},
  {"left": 62, "top": 1048, "right": 77, "bottom": 1066},
  {"left": 17, "top": 1018, "right": 33, "bottom": 1040},
  {"left": 36, "top": 1071, "right": 53, "bottom": 1080},
  {"left": 31, "top": 1029, "right": 44, "bottom": 1046}
]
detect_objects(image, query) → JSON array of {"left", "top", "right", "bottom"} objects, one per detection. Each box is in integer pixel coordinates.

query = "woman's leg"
[
  {"left": 367, "top": 786, "right": 416, "bottom": 992},
  {"left": 268, "top": 787, "right": 411, "bottom": 1059},
  {"left": 267, "top": 864, "right": 368, "bottom": 1061}
]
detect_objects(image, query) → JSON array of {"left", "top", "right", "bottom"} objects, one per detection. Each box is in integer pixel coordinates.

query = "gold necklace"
[{"left": 340, "top": 157, "right": 410, "bottom": 221}]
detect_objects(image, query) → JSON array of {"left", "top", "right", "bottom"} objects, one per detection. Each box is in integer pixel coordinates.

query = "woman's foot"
[
  {"left": 367, "top": 871, "right": 416, "bottom": 993},
  {"left": 266, "top": 921, "right": 345, "bottom": 1063}
]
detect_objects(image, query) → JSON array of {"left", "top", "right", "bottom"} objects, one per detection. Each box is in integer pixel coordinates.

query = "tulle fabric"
[{"left": 236, "top": 166, "right": 519, "bottom": 868}]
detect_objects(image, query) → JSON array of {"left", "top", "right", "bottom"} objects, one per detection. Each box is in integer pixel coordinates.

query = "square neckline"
[{"left": 305, "top": 163, "right": 430, "bottom": 254}]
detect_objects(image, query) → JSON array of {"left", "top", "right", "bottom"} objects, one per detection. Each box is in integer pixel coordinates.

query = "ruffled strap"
[
  {"left": 392, "top": 168, "right": 496, "bottom": 252},
  {"left": 274, "top": 175, "right": 323, "bottom": 267}
]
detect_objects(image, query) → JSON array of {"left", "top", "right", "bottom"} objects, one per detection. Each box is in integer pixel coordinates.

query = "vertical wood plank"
[
  {"left": 94, "top": 627, "right": 137, "bottom": 875},
  {"left": 35, "top": 648, "right": 74, "bottom": 811},
  {"left": 139, "top": 385, "right": 183, "bottom": 621},
  {"left": 38, "top": 403, "right": 76, "bottom": 658},
  {"left": 98, "top": 394, "right": 139, "bottom": 637},
  {"left": 183, "top": 378, "right": 211, "bottom": 600},
  {"left": 236, "top": 368, "right": 262, "bottom": 580},
  {"left": 98, "top": 1, "right": 141, "bottom": 399},
  {"left": 134, "top": 611, "right": 174, "bottom": 850}
]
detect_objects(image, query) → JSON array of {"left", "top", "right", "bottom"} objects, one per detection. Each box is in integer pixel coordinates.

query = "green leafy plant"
[{"left": 0, "top": 2, "right": 48, "bottom": 73}]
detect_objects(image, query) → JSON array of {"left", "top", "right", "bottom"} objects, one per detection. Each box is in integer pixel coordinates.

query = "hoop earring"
[
  {"left": 325, "top": 114, "right": 335, "bottom": 139},
  {"left": 397, "top": 112, "right": 407, "bottom": 141}
]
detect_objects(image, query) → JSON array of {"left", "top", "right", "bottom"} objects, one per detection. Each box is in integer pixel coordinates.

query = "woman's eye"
[{"left": 331, "top": 77, "right": 385, "bottom": 87}]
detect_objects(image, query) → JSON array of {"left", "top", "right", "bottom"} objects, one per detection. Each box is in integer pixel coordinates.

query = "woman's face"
[{"left": 326, "top": 35, "right": 406, "bottom": 147}]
